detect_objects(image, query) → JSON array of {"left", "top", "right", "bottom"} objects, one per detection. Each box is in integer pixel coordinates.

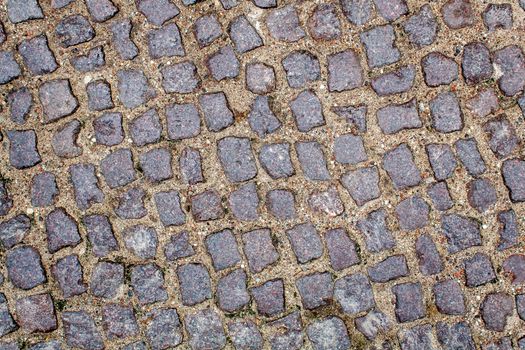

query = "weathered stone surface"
[
  {"left": 18, "top": 35, "right": 58, "bottom": 75},
  {"left": 7, "top": 246, "right": 46, "bottom": 289},
  {"left": 229, "top": 183, "right": 259, "bottom": 221},
  {"left": 7, "top": 87, "right": 32, "bottom": 124},
  {"left": 483, "top": 115, "right": 520, "bottom": 159},
  {"left": 266, "top": 6, "right": 305, "bottom": 42},
  {"left": 218, "top": 137, "right": 257, "bottom": 182},
  {"left": 427, "top": 181, "right": 453, "bottom": 212},
  {"left": 267, "top": 311, "right": 304, "bottom": 350},
  {"left": 147, "top": 23, "right": 185, "bottom": 59},
  {"left": 85, "top": 0, "right": 118, "bottom": 22},
  {"left": 90, "top": 261, "right": 123, "bottom": 299},
  {"left": 31, "top": 174, "right": 59, "bottom": 208},
  {"left": 115, "top": 188, "right": 146, "bottom": 219},
  {"left": 52, "top": 254, "right": 87, "bottom": 298},
  {"left": 154, "top": 190, "right": 186, "bottom": 227},
  {"left": 266, "top": 189, "right": 296, "bottom": 220},
  {"left": 377, "top": 99, "right": 421, "bottom": 134},
  {"left": 333, "top": 134, "right": 367, "bottom": 164},
  {"left": 467, "top": 178, "right": 497, "bottom": 213},
  {"left": 286, "top": 223, "right": 323, "bottom": 264},
  {"left": 45, "top": 208, "right": 81, "bottom": 253},
  {"left": 130, "top": 263, "right": 168, "bottom": 305},
  {"left": 248, "top": 96, "right": 281, "bottom": 138},
  {"left": 139, "top": 147, "right": 173, "bottom": 183},
  {"left": 243, "top": 228, "right": 279, "bottom": 273},
  {"left": 502, "top": 254, "right": 525, "bottom": 285},
  {"left": 392, "top": 282, "right": 425, "bottom": 323},
  {"left": 110, "top": 19, "right": 139, "bottom": 60},
  {"left": 325, "top": 228, "right": 359, "bottom": 270},
  {"left": 217, "top": 269, "right": 249, "bottom": 312},
  {"left": 164, "top": 231, "right": 194, "bottom": 261},
  {"left": 483, "top": 4, "right": 513, "bottom": 31},
  {"left": 102, "top": 304, "right": 138, "bottom": 339},
  {"left": 493, "top": 45, "right": 525, "bottom": 96},
  {"left": 0, "top": 215, "right": 30, "bottom": 249},
  {"left": 86, "top": 80, "right": 113, "bottom": 111},
  {"left": 7, "top": 130, "right": 41, "bottom": 169},
  {"left": 246, "top": 62, "right": 275, "bottom": 95},
  {"left": 341, "top": 166, "right": 380, "bottom": 205},
  {"left": 129, "top": 109, "right": 161, "bottom": 147},
  {"left": 373, "top": 0, "right": 407, "bottom": 21},
  {"left": 357, "top": 208, "right": 395, "bottom": 253},
  {"left": 205, "top": 229, "right": 241, "bottom": 271},
  {"left": 161, "top": 61, "right": 199, "bottom": 94},
  {"left": 308, "top": 186, "right": 344, "bottom": 217},
  {"left": 415, "top": 234, "right": 443, "bottom": 275},
  {"left": 55, "top": 15, "right": 95, "bottom": 47},
  {"left": 70, "top": 163, "right": 105, "bottom": 211},
  {"left": 93, "top": 113, "right": 124, "bottom": 146},
  {"left": 368, "top": 255, "right": 409, "bottom": 283},
  {"left": 464, "top": 252, "right": 496, "bottom": 287},
  {"left": 296, "top": 272, "right": 333, "bottom": 310},
  {"left": 52, "top": 120, "right": 82, "bottom": 158},
  {"left": 185, "top": 309, "right": 226, "bottom": 350},
  {"left": 70, "top": 46, "right": 105, "bottom": 72},
  {"left": 429, "top": 92, "right": 463, "bottom": 133},
  {"left": 83, "top": 215, "right": 118, "bottom": 258},
  {"left": 422, "top": 52, "right": 458, "bottom": 87},
  {"left": 481, "top": 292, "right": 513, "bottom": 331},
  {"left": 0, "top": 294, "right": 16, "bottom": 337},
  {"left": 136, "top": 0, "right": 179, "bottom": 26},
  {"left": 194, "top": 15, "right": 221, "bottom": 47},
  {"left": 455, "top": 138, "right": 486, "bottom": 176},
  {"left": 100, "top": 149, "right": 136, "bottom": 188},
  {"left": 117, "top": 69, "right": 156, "bottom": 109},
  {"left": 502, "top": 158, "right": 525, "bottom": 202},
  {"left": 296, "top": 141, "right": 330, "bottom": 181},
  {"left": 251, "top": 279, "right": 284, "bottom": 316},
  {"left": 191, "top": 190, "right": 224, "bottom": 222},
  {"left": 355, "top": 309, "right": 391, "bottom": 340},
  {"left": 229, "top": 15, "right": 263, "bottom": 54},
  {"left": 328, "top": 49, "right": 363, "bottom": 92},
  {"left": 383, "top": 144, "right": 421, "bottom": 190},
  {"left": 177, "top": 263, "right": 211, "bottom": 306},
  {"left": 123, "top": 225, "right": 158, "bottom": 259},
  {"left": 433, "top": 279, "right": 465, "bottom": 315},
  {"left": 398, "top": 324, "right": 437, "bottom": 350},
  {"left": 308, "top": 4, "right": 341, "bottom": 40},
  {"left": 228, "top": 320, "right": 263, "bottom": 350},
  {"left": 146, "top": 308, "right": 183, "bottom": 350},
  {"left": 403, "top": 5, "right": 438, "bottom": 47},
  {"left": 199, "top": 92, "right": 233, "bottom": 132},
  {"left": 395, "top": 196, "right": 429, "bottom": 231},
  {"left": 371, "top": 65, "right": 415, "bottom": 96},
  {"left": 497, "top": 210, "right": 520, "bottom": 251},
  {"left": 207, "top": 45, "right": 240, "bottom": 81},
  {"left": 290, "top": 90, "right": 325, "bottom": 132},
  {"left": 436, "top": 322, "right": 475, "bottom": 350},
  {"left": 0, "top": 51, "right": 20, "bottom": 85},
  {"left": 334, "top": 273, "right": 375, "bottom": 315},
  {"left": 360, "top": 25, "right": 400, "bottom": 68},
  {"left": 462, "top": 42, "right": 493, "bottom": 84},
  {"left": 62, "top": 311, "right": 104, "bottom": 350},
  {"left": 16, "top": 294, "right": 57, "bottom": 333},
  {"left": 441, "top": 214, "right": 481, "bottom": 253},
  {"left": 7, "top": 0, "right": 43, "bottom": 23},
  {"left": 340, "top": 0, "right": 373, "bottom": 26},
  {"left": 307, "top": 316, "right": 351, "bottom": 350},
  {"left": 39, "top": 79, "right": 78, "bottom": 123},
  {"left": 282, "top": 51, "right": 320, "bottom": 89},
  {"left": 426, "top": 143, "right": 457, "bottom": 181},
  {"left": 441, "top": 0, "right": 476, "bottom": 29}
]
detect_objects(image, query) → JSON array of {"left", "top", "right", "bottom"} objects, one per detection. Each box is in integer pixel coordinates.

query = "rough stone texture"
[
  {"left": 2, "top": 3, "right": 525, "bottom": 348},
  {"left": 177, "top": 263, "right": 212, "bottom": 306},
  {"left": 403, "top": 5, "right": 438, "bottom": 47},
  {"left": 433, "top": 279, "right": 465, "bottom": 315},
  {"left": 429, "top": 92, "right": 463, "bottom": 133},
  {"left": 383, "top": 144, "right": 421, "bottom": 190},
  {"left": 377, "top": 99, "right": 421, "bottom": 135},
  {"left": 334, "top": 273, "right": 375, "bottom": 315},
  {"left": 357, "top": 208, "right": 395, "bottom": 253},
  {"left": 360, "top": 25, "right": 400, "bottom": 68},
  {"left": 6, "top": 246, "right": 46, "bottom": 290}
]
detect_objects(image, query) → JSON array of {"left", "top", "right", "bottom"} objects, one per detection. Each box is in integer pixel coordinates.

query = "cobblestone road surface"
[{"left": 1, "top": 0, "right": 525, "bottom": 349}]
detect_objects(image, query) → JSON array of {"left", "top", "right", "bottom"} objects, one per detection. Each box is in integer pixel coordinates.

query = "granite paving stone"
[{"left": 0, "top": 2, "right": 523, "bottom": 348}]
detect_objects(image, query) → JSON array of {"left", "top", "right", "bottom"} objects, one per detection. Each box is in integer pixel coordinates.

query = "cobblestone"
[{"left": 0, "top": 2, "right": 524, "bottom": 348}]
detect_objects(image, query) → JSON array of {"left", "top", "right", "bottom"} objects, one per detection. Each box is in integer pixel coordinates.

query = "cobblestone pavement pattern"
[{"left": 0, "top": 0, "right": 525, "bottom": 349}]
